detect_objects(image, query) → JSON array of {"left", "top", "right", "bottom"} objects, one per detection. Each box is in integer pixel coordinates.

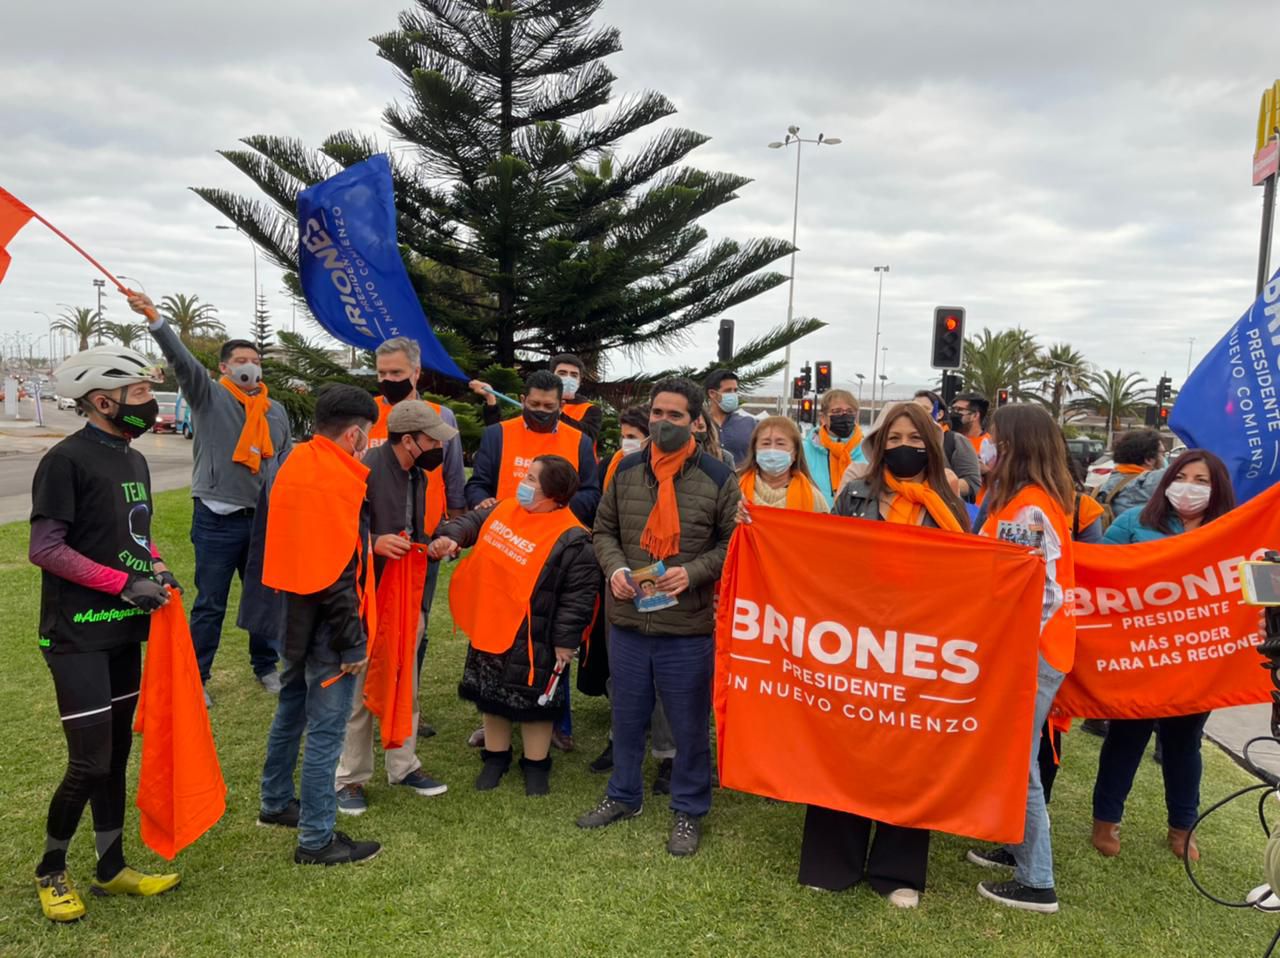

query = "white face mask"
[
  {"left": 559, "top": 375, "right": 579, "bottom": 398},
  {"left": 1165, "top": 481, "right": 1211, "bottom": 516},
  {"left": 620, "top": 437, "right": 643, "bottom": 455}
]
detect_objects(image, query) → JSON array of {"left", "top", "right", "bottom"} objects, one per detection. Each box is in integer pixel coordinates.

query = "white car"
[{"left": 55, "top": 395, "right": 77, "bottom": 410}]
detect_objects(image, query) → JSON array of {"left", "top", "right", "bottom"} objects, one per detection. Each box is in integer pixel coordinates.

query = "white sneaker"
[
  {"left": 888, "top": 888, "right": 920, "bottom": 909},
  {"left": 1248, "top": 883, "right": 1280, "bottom": 911}
]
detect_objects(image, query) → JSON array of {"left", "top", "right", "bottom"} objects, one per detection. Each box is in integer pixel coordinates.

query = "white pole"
[{"left": 779, "top": 138, "right": 803, "bottom": 415}]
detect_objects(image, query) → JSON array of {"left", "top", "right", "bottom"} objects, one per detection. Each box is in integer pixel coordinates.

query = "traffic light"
[
  {"left": 800, "top": 397, "right": 815, "bottom": 424},
  {"left": 1159, "top": 406, "right": 1170, "bottom": 426},
  {"left": 717, "top": 319, "right": 735, "bottom": 364},
  {"left": 800, "top": 362, "right": 812, "bottom": 393},
  {"left": 1155, "top": 376, "right": 1172, "bottom": 409},
  {"left": 792, "top": 376, "right": 805, "bottom": 400},
  {"left": 997, "top": 388, "right": 1010, "bottom": 407},
  {"left": 931, "top": 306, "right": 966, "bottom": 369},
  {"left": 815, "top": 361, "right": 832, "bottom": 393},
  {"left": 941, "top": 370, "right": 963, "bottom": 406},
  {"left": 1144, "top": 405, "right": 1159, "bottom": 427}
]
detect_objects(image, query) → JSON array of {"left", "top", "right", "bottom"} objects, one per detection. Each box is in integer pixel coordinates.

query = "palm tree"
[
  {"left": 159, "top": 294, "right": 225, "bottom": 344},
  {"left": 960, "top": 327, "right": 1041, "bottom": 403},
  {"left": 52, "top": 307, "right": 106, "bottom": 352},
  {"left": 1032, "top": 343, "right": 1092, "bottom": 423},
  {"left": 1069, "top": 369, "right": 1151, "bottom": 448},
  {"left": 104, "top": 322, "right": 147, "bottom": 350}
]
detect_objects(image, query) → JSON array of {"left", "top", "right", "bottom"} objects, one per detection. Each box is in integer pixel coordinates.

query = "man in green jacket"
[{"left": 576, "top": 378, "right": 740, "bottom": 857}]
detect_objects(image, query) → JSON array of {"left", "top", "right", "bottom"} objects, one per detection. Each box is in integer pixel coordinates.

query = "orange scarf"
[
  {"left": 739, "top": 469, "right": 817, "bottom": 512},
  {"left": 219, "top": 376, "right": 274, "bottom": 474},
  {"left": 882, "top": 470, "right": 964, "bottom": 532},
  {"left": 641, "top": 439, "right": 697, "bottom": 559},
  {"left": 1114, "top": 464, "right": 1147, "bottom": 475},
  {"left": 817, "top": 426, "right": 862, "bottom": 493}
]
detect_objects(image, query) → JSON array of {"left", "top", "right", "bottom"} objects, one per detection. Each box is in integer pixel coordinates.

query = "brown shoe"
[
  {"left": 1168, "top": 828, "right": 1200, "bottom": 862},
  {"left": 1091, "top": 819, "right": 1121, "bottom": 856},
  {"left": 551, "top": 730, "right": 575, "bottom": 753}
]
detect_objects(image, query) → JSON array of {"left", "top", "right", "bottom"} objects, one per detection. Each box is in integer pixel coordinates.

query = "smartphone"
[{"left": 1239, "top": 561, "right": 1280, "bottom": 606}]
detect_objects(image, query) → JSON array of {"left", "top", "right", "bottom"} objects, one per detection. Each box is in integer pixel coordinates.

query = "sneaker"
[
  {"left": 576, "top": 796, "right": 642, "bottom": 829},
  {"left": 977, "top": 879, "right": 1059, "bottom": 914},
  {"left": 257, "top": 798, "right": 301, "bottom": 828},
  {"left": 552, "top": 730, "right": 575, "bottom": 753},
  {"left": 36, "top": 872, "right": 86, "bottom": 923},
  {"left": 967, "top": 846, "right": 1017, "bottom": 869},
  {"left": 467, "top": 726, "right": 486, "bottom": 748},
  {"left": 336, "top": 784, "right": 368, "bottom": 816},
  {"left": 652, "top": 758, "right": 673, "bottom": 795},
  {"left": 667, "top": 811, "right": 701, "bottom": 857},
  {"left": 294, "top": 831, "right": 380, "bottom": 866},
  {"left": 1248, "top": 883, "right": 1280, "bottom": 912},
  {"left": 887, "top": 887, "right": 920, "bottom": 909},
  {"left": 395, "top": 770, "right": 448, "bottom": 797},
  {"left": 257, "top": 670, "right": 283, "bottom": 694},
  {"left": 90, "top": 867, "right": 181, "bottom": 897},
  {"left": 589, "top": 741, "right": 614, "bottom": 774},
  {"left": 419, "top": 722, "right": 437, "bottom": 739}
]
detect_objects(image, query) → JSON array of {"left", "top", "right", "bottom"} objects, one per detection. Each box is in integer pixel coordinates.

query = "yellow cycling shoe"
[
  {"left": 36, "top": 871, "right": 87, "bottom": 922},
  {"left": 90, "top": 866, "right": 181, "bottom": 898}
]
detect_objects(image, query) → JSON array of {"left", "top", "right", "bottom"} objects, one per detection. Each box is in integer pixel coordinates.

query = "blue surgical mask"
[
  {"left": 516, "top": 480, "right": 538, "bottom": 509},
  {"left": 718, "top": 392, "right": 740, "bottom": 413},
  {"left": 756, "top": 449, "right": 793, "bottom": 476},
  {"left": 560, "top": 375, "right": 580, "bottom": 398}
]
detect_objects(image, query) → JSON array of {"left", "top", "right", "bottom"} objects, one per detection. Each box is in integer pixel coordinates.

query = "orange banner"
[
  {"left": 1054, "top": 483, "right": 1280, "bottom": 720},
  {"left": 714, "top": 508, "right": 1045, "bottom": 844}
]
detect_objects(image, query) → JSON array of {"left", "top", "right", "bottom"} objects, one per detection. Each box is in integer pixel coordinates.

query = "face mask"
[
  {"left": 560, "top": 375, "right": 580, "bottom": 398},
  {"left": 828, "top": 414, "right": 856, "bottom": 440},
  {"left": 378, "top": 377, "right": 414, "bottom": 405},
  {"left": 523, "top": 408, "right": 559, "bottom": 433},
  {"left": 694, "top": 431, "right": 709, "bottom": 446},
  {"left": 621, "top": 437, "right": 643, "bottom": 455},
  {"left": 227, "top": 362, "right": 262, "bottom": 389},
  {"left": 413, "top": 443, "right": 444, "bottom": 471},
  {"left": 717, "top": 392, "right": 740, "bottom": 414},
  {"left": 516, "top": 480, "right": 538, "bottom": 509},
  {"left": 350, "top": 427, "right": 369, "bottom": 459},
  {"left": 884, "top": 445, "right": 929, "bottom": 479},
  {"left": 756, "top": 449, "right": 793, "bottom": 476},
  {"left": 104, "top": 395, "right": 159, "bottom": 440},
  {"left": 948, "top": 412, "right": 967, "bottom": 432},
  {"left": 1166, "top": 481, "right": 1211, "bottom": 515},
  {"left": 651, "top": 420, "right": 692, "bottom": 453}
]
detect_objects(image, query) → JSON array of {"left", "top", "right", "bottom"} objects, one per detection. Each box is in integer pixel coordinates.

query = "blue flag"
[
  {"left": 296, "top": 154, "right": 469, "bottom": 381},
  {"left": 1170, "top": 269, "right": 1280, "bottom": 502}
]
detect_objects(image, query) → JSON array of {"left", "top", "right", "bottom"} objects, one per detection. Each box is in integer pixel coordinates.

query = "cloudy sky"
[{"left": 2, "top": 0, "right": 1277, "bottom": 397}]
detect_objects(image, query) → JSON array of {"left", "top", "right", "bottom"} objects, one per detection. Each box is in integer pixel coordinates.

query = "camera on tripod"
[{"left": 1240, "top": 552, "right": 1280, "bottom": 738}]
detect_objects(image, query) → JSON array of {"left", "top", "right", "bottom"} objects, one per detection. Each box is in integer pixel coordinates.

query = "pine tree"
[
  {"left": 251, "top": 292, "right": 273, "bottom": 355},
  {"left": 194, "top": 0, "right": 820, "bottom": 384}
]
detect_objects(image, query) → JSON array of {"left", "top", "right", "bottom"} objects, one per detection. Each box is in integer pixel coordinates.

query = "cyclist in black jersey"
[{"left": 29, "top": 345, "right": 182, "bottom": 922}]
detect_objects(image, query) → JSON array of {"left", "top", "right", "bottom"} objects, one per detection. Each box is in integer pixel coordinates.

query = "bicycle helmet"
[{"left": 53, "top": 345, "right": 164, "bottom": 400}]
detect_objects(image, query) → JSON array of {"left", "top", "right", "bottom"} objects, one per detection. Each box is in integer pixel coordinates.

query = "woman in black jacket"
[{"left": 431, "top": 456, "right": 601, "bottom": 796}]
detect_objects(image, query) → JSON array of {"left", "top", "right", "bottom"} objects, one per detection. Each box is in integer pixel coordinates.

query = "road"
[{"left": 0, "top": 400, "right": 195, "bottom": 525}]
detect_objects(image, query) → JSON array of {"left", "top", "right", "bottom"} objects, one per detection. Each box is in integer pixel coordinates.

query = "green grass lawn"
[{"left": 0, "top": 489, "right": 1276, "bottom": 956}]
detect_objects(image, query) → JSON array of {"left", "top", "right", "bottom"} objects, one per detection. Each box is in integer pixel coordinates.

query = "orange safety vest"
[
  {"left": 368, "top": 395, "right": 448, "bottom": 535},
  {"left": 496, "top": 417, "right": 584, "bottom": 500},
  {"left": 603, "top": 449, "right": 624, "bottom": 491},
  {"left": 561, "top": 399, "right": 598, "bottom": 455},
  {"left": 449, "top": 499, "right": 585, "bottom": 672},
  {"left": 981, "top": 483, "right": 1076, "bottom": 673}
]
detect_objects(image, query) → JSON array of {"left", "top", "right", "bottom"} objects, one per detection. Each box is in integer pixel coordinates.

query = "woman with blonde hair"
[{"left": 737, "top": 416, "right": 829, "bottom": 513}]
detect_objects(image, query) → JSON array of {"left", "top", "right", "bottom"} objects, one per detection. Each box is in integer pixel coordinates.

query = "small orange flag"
[
  {"left": 363, "top": 545, "right": 429, "bottom": 750},
  {"left": 0, "top": 188, "right": 35, "bottom": 285},
  {"left": 133, "top": 592, "right": 227, "bottom": 860}
]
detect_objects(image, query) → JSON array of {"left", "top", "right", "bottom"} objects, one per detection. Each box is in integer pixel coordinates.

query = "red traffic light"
[
  {"left": 945, "top": 316, "right": 958, "bottom": 331},
  {"left": 1159, "top": 407, "right": 1170, "bottom": 422}
]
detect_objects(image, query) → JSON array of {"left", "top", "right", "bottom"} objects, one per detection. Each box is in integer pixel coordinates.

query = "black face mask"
[
  {"left": 948, "top": 413, "right": 967, "bottom": 432},
  {"left": 828, "top": 414, "right": 856, "bottom": 439},
  {"left": 523, "top": 408, "right": 559, "bottom": 433},
  {"left": 414, "top": 446, "right": 444, "bottom": 471},
  {"left": 652, "top": 420, "right": 692, "bottom": 453},
  {"left": 103, "top": 394, "right": 159, "bottom": 440},
  {"left": 883, "top": 445, "right": 929, "bottom": 479},
  {"left": 378, "top": 378, "right": 414, "bottom": 405}
]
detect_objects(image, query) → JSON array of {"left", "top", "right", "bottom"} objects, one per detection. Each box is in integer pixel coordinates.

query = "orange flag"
[
  {"left": 1054, "top": 482, "right": 1280, "bottom": 720},
  {"left": 715, "top": 508, "right": 1045, "bottom": 844},
  {"left": 0, "top": 188, "right": 35, "bottom": 284},
  {"left": 363, "top": 545, "right": 429, "bottom": 750},
  {"left": 133, "top": 592, "right": 227, "bottom": 860}
]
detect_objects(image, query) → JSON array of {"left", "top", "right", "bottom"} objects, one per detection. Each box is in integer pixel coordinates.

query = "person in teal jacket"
[
  {"left": 800, "top": 389, "right": 864, "bottom": 503},
  {"left": 1091, "top": 449, "right": 1235, "bottom": 865}
]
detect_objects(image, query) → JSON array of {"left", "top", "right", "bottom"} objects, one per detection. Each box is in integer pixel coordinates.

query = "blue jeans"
[
  {"left": 260, "top": 654, "right": 357, "bottom": 851},
  {"left": 190, "top": 500, "right": 278, "bottom": 680},
  {"left": 607, "top": 627, "right": 714, "bottom": 817},
  {"left": 1092, "top": 712, "right": 1210, "bottom": 830},
  {"left": 1006, "top": 655, "right": 1065, "bottom": 889}
]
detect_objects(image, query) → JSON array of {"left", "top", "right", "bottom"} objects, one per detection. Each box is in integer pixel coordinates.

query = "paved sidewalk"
[{"left": 1205, "top": 703, "right": 1280, "bottom": 784}]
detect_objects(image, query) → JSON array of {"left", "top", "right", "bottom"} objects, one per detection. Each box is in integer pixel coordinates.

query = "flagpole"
[{"left": 27, "top": 212, "right": 129, "bottom": 295}]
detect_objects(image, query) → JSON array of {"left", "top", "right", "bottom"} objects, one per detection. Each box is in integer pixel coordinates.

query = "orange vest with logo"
[
  {"left": 982, "top": 483, "right": 1076, "bottom": 673},
  {"left": 368, "top": 395, "right": 448, "bottom": 535},
  {"left": 561, "top": 399, "right": 597, "bottom": 454},
  {"left": 496, "top": 417, "right": 583, "bottom": 500},
  {"left": 449, "top": 499, "right": 585, "bottom": 669}
]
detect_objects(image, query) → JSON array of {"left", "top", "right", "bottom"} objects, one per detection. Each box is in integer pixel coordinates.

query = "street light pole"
[
  {"left": 1186, "top": 337, "right": 1196, "bottom": 379},
  {"left": 879, "top": 346, "right": 889, "bottom": 405},
  {"left": 856, "top": 372, "right": 865, "bottom": 403},
  {"left": 216, "top": 225, "right": 259, "bottom": 324},
  {"left": 92, "top": 279, "right": 106, "bottom": 344},
  {"left": 768, "top": 126, "right": 842, "bottom": 414},
  {"left": 870, "top": 265, "right": 890, "bottom": 417}
]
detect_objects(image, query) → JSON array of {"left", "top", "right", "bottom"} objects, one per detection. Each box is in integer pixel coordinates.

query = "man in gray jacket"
[
  {"left": 576, "top": 377, "right": 740, "bottom": 857},
  {"left": 130, "top": 293, "right": 292, "bottom": 696}
]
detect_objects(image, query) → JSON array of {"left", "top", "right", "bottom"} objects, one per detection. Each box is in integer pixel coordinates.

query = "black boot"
[
  {"left": 475, "top": 748, "right": 512, "bottom": 791},
  {"left": 520, "top": 756, "right": 553, "bottom": 797}
]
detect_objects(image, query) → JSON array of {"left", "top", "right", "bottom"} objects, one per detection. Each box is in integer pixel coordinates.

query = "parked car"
[
  {"left": 152, "top": 391, "right": 179, "bottom": 434},
  {"left": 1065, "top": 437, "right": 1104, "bottom": 472},
  {"left": 55, "top": 395, "right": 77, "bottom": 410}
]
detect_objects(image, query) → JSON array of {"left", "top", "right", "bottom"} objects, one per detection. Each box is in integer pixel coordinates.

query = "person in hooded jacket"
[{"left": 800, "top": 389, "right": 863, "bottom": 504}]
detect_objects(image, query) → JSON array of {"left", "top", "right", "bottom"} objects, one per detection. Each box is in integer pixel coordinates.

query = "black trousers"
[{"left": 798, "top": 805, "right": 930, "bottom": 894}]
